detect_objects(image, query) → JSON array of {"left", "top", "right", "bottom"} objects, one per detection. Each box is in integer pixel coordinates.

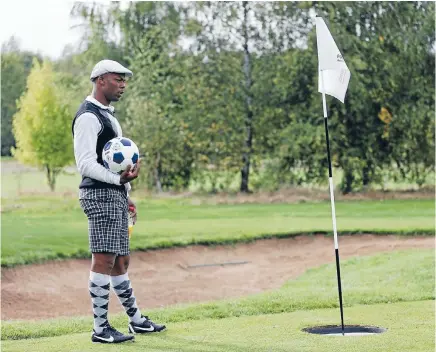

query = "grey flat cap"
[{"left": 90, "top": 60, "right": 133, "bottom": 80}]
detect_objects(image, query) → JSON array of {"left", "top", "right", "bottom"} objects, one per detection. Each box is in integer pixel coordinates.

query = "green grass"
[
  {"left": 1, "top": 164, "right": 81, "bottom": 197},
  {"left": 1, "top": 198, "right": 434, "bottom": 266},
  {"left": 2, "top": 160, "right": 434, "bottom": 351},
  {"left": 3, "top": 250, "right": 434, "bottom": 341},
  {"left": 3, "top": 160, "right": 433, "bottom": 197},
  {"left": 2, "top": 300, "right": 434, "bottom": 352},
  {"left": 0, "top": 156, "right": 15, "bottom": 161}
]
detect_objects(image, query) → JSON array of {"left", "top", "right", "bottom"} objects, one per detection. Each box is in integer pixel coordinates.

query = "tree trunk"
[
  {"left": 341, "top": 168, "right": 354, "bottom": 195},
  {"left": 154, "top": 152, "right": 163, "bottom": 193},
  {"left": 362, "top": 163, "right": 372, "bottom": 189},
  {"left": 45, "top": 165, "right": 57, "bottom": 192},
  {"left": 240, "top": 1, "right": 253, "bottom": 193}
]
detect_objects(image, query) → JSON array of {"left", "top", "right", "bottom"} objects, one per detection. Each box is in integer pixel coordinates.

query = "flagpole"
[{"left": 321, "top": 73, "right": 345, "bottom": 336}]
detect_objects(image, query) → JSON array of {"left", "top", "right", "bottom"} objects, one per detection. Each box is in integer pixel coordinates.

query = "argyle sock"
[
  {"left": 89, "top": 272, "right": 110, "bottom": 333},
  {"left": 111, "top": 273, "right": 146, "bottom": 324}
]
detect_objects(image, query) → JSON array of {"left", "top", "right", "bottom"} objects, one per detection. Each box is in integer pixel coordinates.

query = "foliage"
[
  {"left": 1, "top": 2, "right": 434, "bottom": 193},
  {"left": 1, "top": 37, "right": 39, "bottom": 155},
  {"left": 11, "top": 60, "right": 74, "bottom": 191},
  {"left": 313, "top": 1, "right": 435, "bottom": 192}
]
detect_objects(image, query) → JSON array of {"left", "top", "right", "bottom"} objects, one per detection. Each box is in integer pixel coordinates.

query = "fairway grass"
[
  {"left": 2, "top": 301, "right": 434, "bottom": 352},
  {"left": 1, "top": 198, "right": 434, "bottom": 266}
]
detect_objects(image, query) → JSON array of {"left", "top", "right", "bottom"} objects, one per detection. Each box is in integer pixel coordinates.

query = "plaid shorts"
[{"left": 79, "top": 188, "right": 130, "bottom": 256}]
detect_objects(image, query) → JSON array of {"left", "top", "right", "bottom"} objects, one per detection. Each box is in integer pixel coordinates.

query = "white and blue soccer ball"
[{"left": 102, "top": 137, "right": 139, "bottom": 174}]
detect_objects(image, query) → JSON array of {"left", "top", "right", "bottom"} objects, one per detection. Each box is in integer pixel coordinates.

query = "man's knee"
[
  {"left": 122, "top": 256, "right": 130, "bottom": 271},
  {"left": 91, "top": 253, "right": 116, "bottom": 274},
  {"left": 112, "top": 255, "right": 130, "bottom": 275}
]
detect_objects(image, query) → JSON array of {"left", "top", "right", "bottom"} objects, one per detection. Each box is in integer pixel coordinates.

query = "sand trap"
[{"left": 1, "top": 234, "right": 433, "bottom": 321}]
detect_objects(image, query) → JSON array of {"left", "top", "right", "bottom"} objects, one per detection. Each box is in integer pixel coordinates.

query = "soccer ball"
[{"left": 102, "top": 137, "right": 139, "bottom": 174}]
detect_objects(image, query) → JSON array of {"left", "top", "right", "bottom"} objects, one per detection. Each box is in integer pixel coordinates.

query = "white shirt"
[{"left": 73, "top": 96, "right": 131, "bottom": 192}]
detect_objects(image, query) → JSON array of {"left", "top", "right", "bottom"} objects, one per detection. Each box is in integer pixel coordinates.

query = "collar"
[{"left": 86, "top": 96, "right": 115, "bottom": 113}]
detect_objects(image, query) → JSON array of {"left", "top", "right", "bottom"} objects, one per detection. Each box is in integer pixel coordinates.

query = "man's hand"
[
  {"left": 128, "top": 198, "right": 137, "bottom": 224},
  {"left": 120, "top": 159, "right": 141, "bottom": 185}
]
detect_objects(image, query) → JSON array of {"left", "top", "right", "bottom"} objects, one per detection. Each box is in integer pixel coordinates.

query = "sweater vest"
[{"left": 72, "top": 100, "right": 125, "bottom": 191}]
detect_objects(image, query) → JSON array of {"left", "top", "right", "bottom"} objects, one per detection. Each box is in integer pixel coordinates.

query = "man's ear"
[{"left": 97, "top": 76, "right": 106, "bottom": 86}]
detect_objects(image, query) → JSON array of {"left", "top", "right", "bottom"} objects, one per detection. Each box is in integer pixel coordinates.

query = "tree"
[
  {"left": 311, "top": 1, "right": 435, "bottom": 192},
  {"left": 1, "top": 37, "right": 38, "bottom": 155},
  {"left": 186, "top": 52, "right": 246, "bottom": 192},
  {"left": 378, "top": 2, "right": 435, "bottom": 188},
  {"left": 123, "top": 24, "right": 196, "bottom": 192},
  {"left": 183, "top": 1, "right": 311, "bottom": 192},
  {"left": 66, "top": 1, "right": 434, "bottom": 193},
  {"left": 12, "top": 60, "right": 74, "bottom": 191}
]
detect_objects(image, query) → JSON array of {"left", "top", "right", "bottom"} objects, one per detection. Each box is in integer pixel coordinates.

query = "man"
[{"left": 72, "top": 59, "right": 166, "bottom": 344}]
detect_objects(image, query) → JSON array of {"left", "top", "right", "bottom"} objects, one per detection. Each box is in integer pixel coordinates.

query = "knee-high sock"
[
  {"left": 89, "top": 272, "right": 110, "bottom": 333},
  {"left": 111, "top": 273, "right": 146, "bottom": 324}
]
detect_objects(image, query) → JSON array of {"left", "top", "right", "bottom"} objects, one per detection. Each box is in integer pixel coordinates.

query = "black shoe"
[
  {"left": 92, "top": 324, "right": 135, "bottom": 343},
  {"left": 128, "top": 316, "right": 166, "bottom": 334}
]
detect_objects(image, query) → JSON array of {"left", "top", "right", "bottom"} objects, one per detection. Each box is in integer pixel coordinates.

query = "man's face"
[{"left": 98, "top": 73, "right": 127, "bottom": 102}]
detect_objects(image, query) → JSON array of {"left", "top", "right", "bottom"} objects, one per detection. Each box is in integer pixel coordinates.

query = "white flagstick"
[{"left": 321, "top": 72, "right": 345, "bottom": 336}]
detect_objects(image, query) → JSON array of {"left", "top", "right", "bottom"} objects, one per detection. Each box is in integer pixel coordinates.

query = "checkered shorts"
[{"left": 79, "top": 188, "right": 130, "bottom": 256}]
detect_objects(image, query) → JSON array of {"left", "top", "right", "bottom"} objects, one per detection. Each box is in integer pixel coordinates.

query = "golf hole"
[{"left": 302, "top": 325, "right": 387, "bottom": 336}]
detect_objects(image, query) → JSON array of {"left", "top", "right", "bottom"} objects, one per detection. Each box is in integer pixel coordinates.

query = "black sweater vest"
[{"left": 72, "top": 100, "right": 125, "bottom": 191}]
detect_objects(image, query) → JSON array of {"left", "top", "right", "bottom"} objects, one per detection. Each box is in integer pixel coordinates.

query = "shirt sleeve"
[{"left": 73, "top": 112, "right": 122, "bottom": 186}]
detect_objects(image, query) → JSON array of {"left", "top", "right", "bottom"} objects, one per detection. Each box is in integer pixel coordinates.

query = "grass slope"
[
  {"left": 1, "top": 198, "right": 434, "bottom": 266},
  {"left": 2, "top": 301, "right": 434, "bottom": 352}
]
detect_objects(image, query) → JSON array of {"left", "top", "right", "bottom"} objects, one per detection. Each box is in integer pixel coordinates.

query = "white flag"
[{"left": 315, "top": 17, "right": 350, "bottom": 104}]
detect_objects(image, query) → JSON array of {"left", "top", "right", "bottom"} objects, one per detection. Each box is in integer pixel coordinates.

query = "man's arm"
[{"left": 73, "top": 113, "right": 122, "bottom": 185}]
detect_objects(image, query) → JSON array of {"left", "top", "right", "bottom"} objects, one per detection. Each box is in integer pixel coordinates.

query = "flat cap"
[{"left": 90, "top": 60, "right": 133, "bottom": 80}]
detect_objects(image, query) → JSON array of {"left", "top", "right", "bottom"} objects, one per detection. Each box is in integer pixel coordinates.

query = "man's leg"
[
  {"left": 110, "top": 255, "right": 146, "bottom": 324},
  {"left": 89, "top": 253, "right": 135, "bottom": 343},
  {"left": 89, "top": 253, "right": 116, "bottom": 333},
  {"left": 111, "top": 255, "right": 166, "bottom": 333},
  {"left": 80, "top": 188, "right": 134, "bottom": 343}
]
